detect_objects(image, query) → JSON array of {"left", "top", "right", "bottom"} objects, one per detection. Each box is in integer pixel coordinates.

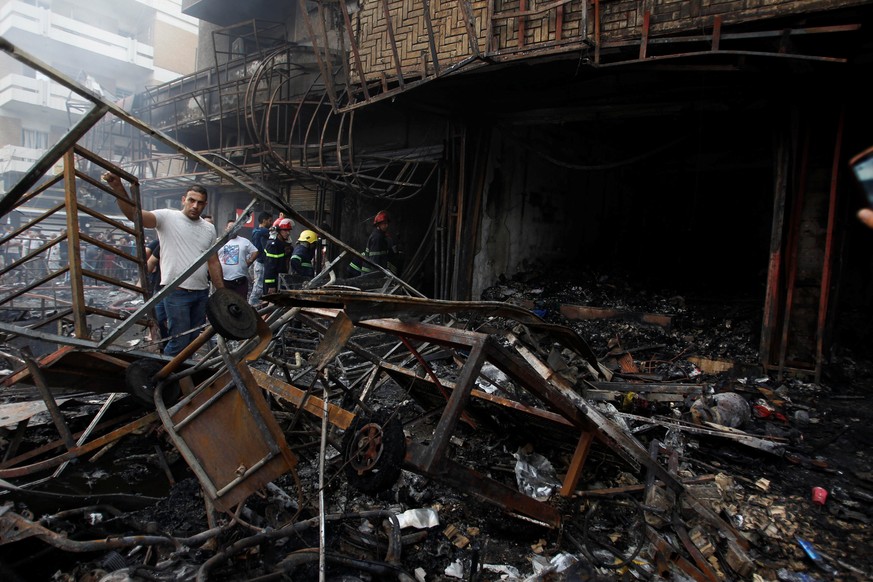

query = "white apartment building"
[{"left": 0, "top": 0, "right": 199, "bottom": 198}]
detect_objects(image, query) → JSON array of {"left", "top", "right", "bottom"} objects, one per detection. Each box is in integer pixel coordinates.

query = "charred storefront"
[{"left": 1, "top": 0, "right": 873, "bottom": 580}]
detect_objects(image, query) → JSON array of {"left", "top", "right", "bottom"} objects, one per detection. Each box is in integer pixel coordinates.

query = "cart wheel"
[
  {"left": 206, "top": 288, "right": 259, "bottom": 340},
  {"left": 342, "top": 412, "right": 406, "bottom": 495},
  {"left": 125, "top": 359, "right": 179, "bottom": 408}
]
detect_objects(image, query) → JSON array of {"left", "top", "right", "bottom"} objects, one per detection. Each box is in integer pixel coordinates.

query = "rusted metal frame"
[
  {"left": 483, "top": 337, "right": 643, "bottom": 471},
  {"left": 2, "top": 420, "right": 28, "bottom": 463},
  {"left": 639, "top": 11, "right": 650, "bottom": 59},
  {"left": 646, "top": 526, "right": 712, "bottom": 582},
  {"left": 636, "top": 23, "right": 862, "bottom": 48},
  {"left": 0, "top": 175, "right": 63, "bottom": 225},
  {"left": 250, "top": 367, "right": 354, "bottom": 430},
  {"left": 517, "top": 0, "right": 526, "bottom": 48},
  {"left": 457, "top": 0, "right": 482, "bottom": 57},
  {"left": 815, "top": 108, "right": 844, "bottom": 383},
  {"left": 155, "top": 379, "right": 227, "bottom": 499},
  {"left": 7, "top": 42, "right": 423, "bottom": 335},
  {"left": 673, "top": 513, "right": 721, "bottom": 582},
  {"left": 77, "top": 232, "right": 142, "bottom": 273},
  {"left": 711, "top": 15, "right": 721, "bottom": 51},
  {"left": 500, "top": 332, "right": 697, "bottom": 488},
  {"left": 760, "top": 128, "right": 791, "bottom": 371},
  {"left": 53, "top": 392, "right": 122, "bottom": 478},
  {"left": 422, "top": 0, "right": 441, "bottom": 74},
  {"left": 0, "top": 321, "right": 103, "bottom": 351},
  {"left": 397, "top": 335, "right": 477, "bottom": 428},
  {"left": 274, "top": 290, "right": 598, "bottom": 368},
  {"left": 0, "top": 199, "right": 65, "bottom": 253},
  {"left": 338, "top": 0, "right": 371, "bottom": 101},
  {"left": 556, "top": 2, "right": 564, "bottom": 42},
  {"left": 0, "top": 409, "right": 141, "bottom": 469},
  {"left": 297, "top": 0, "right": 339, "bottom": 110},
  {"left": 776, "top": 128, "right": 811, "bottom": 379},
  {"left": 414, "top": 338, "right": 486, "bottom": 473},
  {"left": 62, "top": 154, "right": 89, "bottom": 337},
  {"left": 0, "top": 412, "right": 158, "bottom": 478},
  {"left": 0, "top": 103, "right": 108, "bottom": 217},
  {"left": 0, "top": 223, "right": 64, "bottom": 279},
  {"left": 22, "top": 351, "right": 76, "bottom": 452},
  {"left": 405, "top": 440, "right": 562, "bottom": 527},
  {"left": 492, "top": 0, "right": 573, "bottom": 19},
  {"left": 559, "top": 430, "right": 594, "bottom": 496},
  {"left": 593, "top": 0, "right": 600, "bottom": 64},
  {"left": 0, "top": 266, "right": 65, "bottom": 305},
  {"left": 379, "top": 0, "right": 406, "bottom": 88},
  {"left": 380, "top": 360, "right": 575, "bottom": 427},
  {"left": 450, "top": 129, "right": 465, "bottom": 300}
]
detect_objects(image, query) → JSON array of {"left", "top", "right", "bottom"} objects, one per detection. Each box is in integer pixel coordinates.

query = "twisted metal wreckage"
[{"left": 0, "top": 39, "right": 780, "bottom": 580}]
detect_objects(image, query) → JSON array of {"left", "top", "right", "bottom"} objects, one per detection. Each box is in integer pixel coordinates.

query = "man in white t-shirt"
[
  {"left": 104, "top": 172, "right": 223, "bottom": 356},
  {"left": 219, "top": 220, "right": 258, "bottom": 299}
]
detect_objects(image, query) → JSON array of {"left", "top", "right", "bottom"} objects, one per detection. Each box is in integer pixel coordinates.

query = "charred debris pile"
[{"left": 0, "top": 271, "right": 870, "bottom": 582}]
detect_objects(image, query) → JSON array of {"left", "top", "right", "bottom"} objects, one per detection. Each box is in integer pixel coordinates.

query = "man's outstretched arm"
[{"left": 103, "top": 172, "right": 157, "bottom": 229}]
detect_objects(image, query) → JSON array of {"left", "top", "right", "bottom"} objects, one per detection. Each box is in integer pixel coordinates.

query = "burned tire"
[
  {"left": 341, "top": 412, "right": 406, "bottom": 495},
  {"left": 124, "top": 359, "right": 180, "bottom": 408},
  {"left": 206, "top": 288, "right": 259, "bottom": 340}
]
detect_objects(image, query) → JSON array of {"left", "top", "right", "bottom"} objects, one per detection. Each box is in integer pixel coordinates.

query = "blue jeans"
[
  {"left": 154, "top": 298, "right": 168, "bottom": 339},
  {"left": 163, "top": 288, "right": 209, "bottom": 357}
]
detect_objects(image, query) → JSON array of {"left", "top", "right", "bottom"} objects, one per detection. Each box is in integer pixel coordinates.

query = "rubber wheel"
[
  {"left": 206, "top": 288, "right": 259, "bottom": 340},
  {"left": 342, "top": 412, "right": 406, "bottom": 495},
  {"left": 124, "top": 359, "right": 180, "bottom": 408}
]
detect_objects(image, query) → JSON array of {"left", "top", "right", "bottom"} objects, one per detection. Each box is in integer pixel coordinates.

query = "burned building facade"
[{"left": 122, "top": 0, "right": 873, "bottom": 380}]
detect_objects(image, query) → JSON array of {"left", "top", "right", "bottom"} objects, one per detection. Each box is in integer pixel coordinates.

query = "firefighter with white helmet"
[{"left": 290, "top": 230, "right": 319, "bottom": 277}]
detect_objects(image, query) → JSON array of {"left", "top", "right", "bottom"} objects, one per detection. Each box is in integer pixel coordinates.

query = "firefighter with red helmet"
[
  {"left": 347, "top": 210, "right": 401, "bottom": 277},
  {"left": 263, "top": 218, "right": 293, "bottom": 294}
]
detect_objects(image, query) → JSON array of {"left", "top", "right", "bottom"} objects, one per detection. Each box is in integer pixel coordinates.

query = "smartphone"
[{"left": 849, "top": 145, "right": 873, "bottom": 208}]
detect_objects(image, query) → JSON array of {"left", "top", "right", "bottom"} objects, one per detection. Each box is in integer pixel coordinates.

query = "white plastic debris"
[
  {"left": 395, "top": 507, "right": 439, "bottom": 529},
  {"left": 482, "top": 564, "right": 522, "bottom": 579},
  {"left": 444, "top": 559, "right": 465, "bottom": 579},
  {"left": 513, "top": 447, "right": 560, "bottom": 501},
  {"left": 414, "top": 567, "right": 427, "bottom": 582}
]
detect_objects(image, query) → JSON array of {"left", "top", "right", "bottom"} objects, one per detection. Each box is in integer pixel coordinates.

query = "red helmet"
[
  {"left": 276, "top": 218, "right": 293, "bottom": 230},
  {"left": 374, "top": 210, "right": 389, "bottom": 225}
]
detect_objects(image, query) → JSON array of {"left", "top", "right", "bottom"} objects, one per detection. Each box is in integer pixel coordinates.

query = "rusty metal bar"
[
  {"left": 0, "top": 412, "right": 159, "bottom": 478},
  {"left": 297, "top": 0, "right": 338, "bottom": 110},
  {"left": 422, "top": 0, "right": 442, "bottom": 74},
  {"left": 518, "top": 0, "right": 526, "bottom": 48},
  {"left": 0, "top": 102, "right": 108, "bottom": 216},
  {"left": 776, "top": 128, "right": 810, "bottom": 379},
  {"left": 63, "top": 151, "right": 89, "bottom": 338},
  {"left": 640, "top": 11, "right": 650, "bottom": 59},
  {"left": 380, "top": 0, "right": 406, "bottom": 88},
  {"left": 712, "top": 15, "right": 722, "bottom": 51},
  {"left": 457, "top": 0, "right": 482, "bottom": 57},
  {"left": 416, "top": 338, "right": 485, "bottom": 472},
  {"left": 594, "top": 0, "right": 600, "bottom": 63},
  {"left": 560, "top": 430, "right": 594, "bottom": 496},
  {"left": 22, "top": 351, "right": 76, "bottom": 451},
  {"left": 760, "top": 128, "right": 791, "bottom": 370},
  {"left": 338, "top": 0, "right": 371, "bottom": 101},
  {"left": 816, "top": 108, "right": 845, "bottom": 382}
]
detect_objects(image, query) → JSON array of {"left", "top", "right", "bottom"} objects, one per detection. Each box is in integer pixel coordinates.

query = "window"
[{"left": 21, "top": 129, "right": 49, "bottom": 150}]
